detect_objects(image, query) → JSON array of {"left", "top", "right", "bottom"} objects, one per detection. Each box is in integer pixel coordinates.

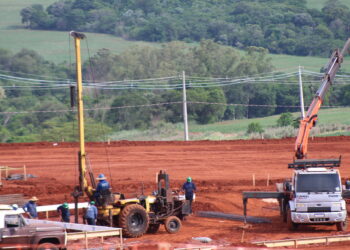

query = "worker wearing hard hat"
[
  {"left": 23, "top": 196, "right": 39, "bottom": 219},
  {"left": 85, "top": 201, "right": 98, "bottom": 225},
  {"left": 182, "top": 177, "right": 196, "bottom": 214},
  {"left": 96, "top": 173, "right": 110, "bottom": 193},
  {"left": 57, "top": 202, "right": 70, "bottom": 223},
  {"left": 94, "top": 173, "right": 111, "bottom": 206}
]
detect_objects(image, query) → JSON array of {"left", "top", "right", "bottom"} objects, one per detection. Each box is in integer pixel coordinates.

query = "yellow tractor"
[{"left": 70, "top": 31, "right": 190, "bottom": 237}]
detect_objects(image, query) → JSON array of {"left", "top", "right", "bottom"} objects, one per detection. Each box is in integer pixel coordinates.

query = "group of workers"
[
  {"left": 22, "top": 197, "right": 98, "bottom": 225},
  {"left": 20, "top": 174, "right": 196, "bottom": 224}
]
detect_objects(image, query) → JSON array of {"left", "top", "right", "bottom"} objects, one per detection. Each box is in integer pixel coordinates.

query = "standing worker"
[
  {"left": 85, "top": 201, "right": 98, "bottom": 225},
  {"left": 57, "top": 202, "right": 70, "bottom": 223},
  {"left": 23, "top": 196, "right": 39, "bottom": 219},
  {"left": 182, "top": 177, "right": 196, "bottom": 214}
]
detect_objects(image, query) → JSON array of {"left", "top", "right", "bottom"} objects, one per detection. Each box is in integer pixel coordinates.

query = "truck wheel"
[
  {"left": 147, "top": 223, "right": 160, "bottom": 234},
  {"left": 119, "top": 204, "right": 149, "bottom": 238},
  {"left": 164, "top": 216, "right": 181, "bottom": 234},
  {"left": 37, "top": 243, "right": 59, "bottom": 250},
  {"left": 336, "top": 219, "right": 348, "bottom": 231},
  {"left": 286, "top": 206, "right": 298, "bottom": 230}
]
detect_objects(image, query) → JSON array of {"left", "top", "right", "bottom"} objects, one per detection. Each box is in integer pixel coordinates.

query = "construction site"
[
  {"left": 0, "top": 137, "right": 350, "bottom": 249},
  {"left": 1, "top": 30, "right": 350, "bottom": 249}
]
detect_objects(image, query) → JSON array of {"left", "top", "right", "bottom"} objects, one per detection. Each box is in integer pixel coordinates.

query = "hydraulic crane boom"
[{"left": 295, "top": 38, "right": 350, "bottom": 159}]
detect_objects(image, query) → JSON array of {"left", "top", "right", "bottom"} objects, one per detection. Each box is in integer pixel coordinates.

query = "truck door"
[{"left": 1, "top": 214, "right": 31, "bottom": 248}]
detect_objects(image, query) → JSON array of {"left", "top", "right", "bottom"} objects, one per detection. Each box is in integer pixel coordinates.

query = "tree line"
[
  {"left": 20, "top": 0, "right": 350, "bottom": 56},
  {"left": 1, "top": 40, "right": 350, "bottom": 142}
]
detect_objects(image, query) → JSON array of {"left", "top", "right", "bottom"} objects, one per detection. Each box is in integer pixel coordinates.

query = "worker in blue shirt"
[
  {"left": 23, "top": 196, "right": 39, "bottom": 219},
  {"left": 96, "top": 173, "right": 110, "bottom": 193},
  {"left": 182, "top": 177, "right": 196, "bottom": 214},
  {"left": 85, "top": 201, "right": 98, "bottom": 225},
  {"left": 57, "top": 202, "right": 70, "bottom": 223},
  {"left": 94, "top": 173, "right": 111, "bottom": 206}
]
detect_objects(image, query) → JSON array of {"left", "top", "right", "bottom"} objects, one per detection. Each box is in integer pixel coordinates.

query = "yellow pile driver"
[{"left": 69, "top": 31, "right": 190, "bottom": 237}]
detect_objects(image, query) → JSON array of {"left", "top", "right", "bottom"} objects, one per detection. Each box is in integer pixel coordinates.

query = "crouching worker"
[
  {"left": 57, "top": 202, "right": 70, "bottom": 223},
  {"left": 85, "top": 201, "right": 98, "bottom": 225},
  {"left": 23, "top": 196, "right": 39, "bottom": 219}
]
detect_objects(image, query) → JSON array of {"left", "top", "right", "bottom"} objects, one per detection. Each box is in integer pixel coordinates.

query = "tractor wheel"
[
  {"left": 286, "top": 206, "right": 298, "bottom": 231},
  {"left": 119, "top": 204, "right": 149, "bottom": 238},
  {"left": 336, "top": 218, "right": 348, "bottom": 231},
  {"left": 164, "top": 216, "right": 181, "bottom": 234},
  {"left": 147, "top": 223, "right": 160, "bottom": 234},
  {"left": 36, "top": 243, "right": 59, "bottom": 250}
]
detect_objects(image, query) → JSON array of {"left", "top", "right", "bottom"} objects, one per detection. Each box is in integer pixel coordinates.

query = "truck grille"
[
  {"left": 307, "top": 207, "right": 331, "bottom": 212},
  {"left": 310, "top": 218, "right": 330, "bottom": 222}
]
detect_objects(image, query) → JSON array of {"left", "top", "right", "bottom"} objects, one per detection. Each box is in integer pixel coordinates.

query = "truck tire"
[
  {"left": 336, "top": 219, "right": 348, "bottom": 231},
  {"left": 164, "top": 216, "right": 181, "bottom": 234},
  {"left": 147, "top": 223, "right": 160, "bottom": 234},
  {"left": 37, "top": 243, "right": 59, "bottom": 250},
  {"left": 119, "top": 204, "right": 149, "bottom": 238},
  {"left": 286, "top": 206, "right": 298, "bottom": 230}
]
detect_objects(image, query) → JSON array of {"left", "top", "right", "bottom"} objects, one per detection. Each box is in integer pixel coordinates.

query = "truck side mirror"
[{"left": 345, "top": 180, "right": 350, "bottom": 190}]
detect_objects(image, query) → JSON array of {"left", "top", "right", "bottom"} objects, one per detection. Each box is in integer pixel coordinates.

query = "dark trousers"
[
  {"left": 86, "top": 218, "right": 96, "bottom": 225},
  {"left": 61, "top": 216, "right": 70, "bottom": 223},
  {"left": 185, "top": 194, "right": 193, "bottom": 213}
]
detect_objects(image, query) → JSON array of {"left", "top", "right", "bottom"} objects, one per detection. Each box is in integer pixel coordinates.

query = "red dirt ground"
[{"left": 1, "top": 137, "right": 350, "bottom": 249}]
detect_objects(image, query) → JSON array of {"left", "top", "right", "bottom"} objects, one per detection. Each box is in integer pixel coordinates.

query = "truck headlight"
[
  {"left": 296, "top": 203, "right": 306, "bottom": 208},
  {"left": 331, "top": 203, "right": 342, "bottom": 211}
]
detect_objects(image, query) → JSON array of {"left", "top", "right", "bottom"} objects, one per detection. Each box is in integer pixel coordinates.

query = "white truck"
[
  {"left": 243, "top": 38, "right": 350, "bottom": 231},
  {"left": 243, "top": 158, "right": 350, "bottom": 231},
  {"left": 283, "top": 159, "right": 348, "bottom": 231}
]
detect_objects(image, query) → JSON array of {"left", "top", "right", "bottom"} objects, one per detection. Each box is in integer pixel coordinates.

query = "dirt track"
[{"left": 1, "top": 137, "right": 350, "bottom": 248}]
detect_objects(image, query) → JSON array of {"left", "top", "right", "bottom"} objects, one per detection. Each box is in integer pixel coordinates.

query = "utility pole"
[
  {"left": 182, "top": 71, "right": 189, "bottom": 141},
  {"left": 298, "top": 66, "right": 305, "bottom": 118}
]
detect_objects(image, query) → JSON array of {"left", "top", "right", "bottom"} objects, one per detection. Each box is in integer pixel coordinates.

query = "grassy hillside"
[
  {"left": 1, "top": 0, "right": 350, "bottom": 72},
  {"left": 109, "top": 108, "right": 350, "bottom": 141},
  {"left": 0, "top": 0, "right": 158, "bottom": 63}
]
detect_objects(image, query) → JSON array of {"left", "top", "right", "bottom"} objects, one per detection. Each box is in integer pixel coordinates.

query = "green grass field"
[
  {"left": 109, "top": 107, "right": 350, "bottom": 141},
  {"left": 1, "top": 0, "right": 350, "bottom": 72}
]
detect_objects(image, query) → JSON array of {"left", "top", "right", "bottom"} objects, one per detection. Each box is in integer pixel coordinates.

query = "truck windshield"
[{"left": 296, "top": 174, "right": 340, "bottom": 192}]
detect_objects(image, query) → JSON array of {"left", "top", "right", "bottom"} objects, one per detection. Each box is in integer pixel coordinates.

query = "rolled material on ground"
[{"left": 197, "top": 211, "right": 271, "bottom": 223}]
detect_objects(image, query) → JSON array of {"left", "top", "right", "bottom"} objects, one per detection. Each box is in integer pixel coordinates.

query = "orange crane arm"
[{"left": 295, "top": 38, "right": 350, "bottom": 159}]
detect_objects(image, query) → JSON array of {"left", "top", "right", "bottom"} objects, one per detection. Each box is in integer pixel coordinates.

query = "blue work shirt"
[
  {"left": 23, "top": 201, "right": 38, "bottom": 218},
  {"left": 85, "top": 205, "right": 98, "bottom": 219},
  {"left": 182, "top": 182, "right": 196, "bottom": 200},
  {"left": 57, "top": 205, "right": 70, "bottom": 219},
  {"left": 96, "top": 180, "right": 110, "bottom": 193}
]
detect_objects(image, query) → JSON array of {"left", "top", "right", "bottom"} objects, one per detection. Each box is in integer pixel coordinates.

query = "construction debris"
[
  {"left": 192, "top": 237, "right": 212, "bottom": 243},
  {"left": 6, "top": 174, "right": 36, "bottom": 180},
  {"left": 197, "top": 211, "right": 271, "bottom": 224}
]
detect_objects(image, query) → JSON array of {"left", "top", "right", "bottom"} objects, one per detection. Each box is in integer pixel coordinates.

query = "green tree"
[
  {"left": 246, "top": 122, "right": 264, "bottom": 134},
  {"left": 277, "top": 112, "right": 293, "bottom": 127}
]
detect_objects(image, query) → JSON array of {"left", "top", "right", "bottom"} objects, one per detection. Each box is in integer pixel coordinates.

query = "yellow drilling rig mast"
[{"left": 69, "top": 31, "right": 190, "bottom": 237}]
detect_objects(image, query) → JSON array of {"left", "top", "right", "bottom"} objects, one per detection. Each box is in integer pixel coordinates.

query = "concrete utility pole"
[
  {"left": 298, "top": 66, "right": 305, "bottom": 119},
  {"left": 182, "top": 71, "right": 189, "bottom": 141}
]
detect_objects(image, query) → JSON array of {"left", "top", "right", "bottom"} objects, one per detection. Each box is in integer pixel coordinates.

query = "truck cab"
[
  {"left": 0, "top": 205, "right": 65, "bottom": 249},
  {"left": 287, "top": 167, "right": 347, "bottom": 231}
]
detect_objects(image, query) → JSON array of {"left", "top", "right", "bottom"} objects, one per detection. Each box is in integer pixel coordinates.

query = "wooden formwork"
[
  {"left": 66, "top": 229, "right": 123, "bottom": 249},
  {"left": 0, "top": 165, "right": 27, "bottom": 185},
  {"left": 253, "top": 234, "right": 350, "bottom": 248}
]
